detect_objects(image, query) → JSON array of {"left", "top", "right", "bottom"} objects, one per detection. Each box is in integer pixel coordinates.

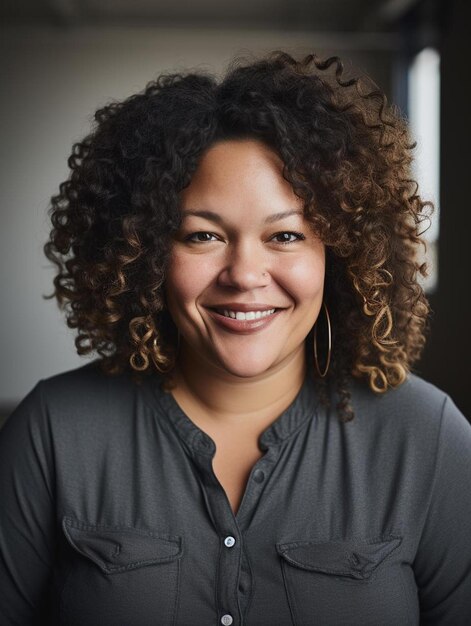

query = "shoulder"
[
  {"left": 350, "top": 371, "right": 448, "bottom": 414},
  {"left": 348, "top": 371, "right": 451, "bottom": 422},
  {"left": 3, "top": 360, "right": 156, "bottom": 437},
  {"left": 335, "top": 374, "right": 471, "bottom": 514},
  {"left": 35, "top": 361, "right": 123, "bottom": 420},
  {"left": 345, "top": 372, "right": 468, "bottom": 450},
  {"left": 39, "top": 359, "right": 120, "bottom": 396}
]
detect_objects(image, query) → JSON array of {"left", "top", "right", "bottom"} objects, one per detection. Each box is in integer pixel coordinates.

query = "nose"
[{"left": 217, "top": 240, "right": 271, "bottom": 291}]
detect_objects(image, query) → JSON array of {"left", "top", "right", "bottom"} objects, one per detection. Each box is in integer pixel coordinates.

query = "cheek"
[
  {"left": 165, "top": 251, "right": 215, "bottom": 307},
  {"left": 278, "top": 254, "right": 325, "bottom": 302}
]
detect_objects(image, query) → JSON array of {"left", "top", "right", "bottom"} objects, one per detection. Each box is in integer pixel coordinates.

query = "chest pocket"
[
  {"left": 59, "top": 516, "right": 183, "bottom": 626},
  {"left": 276, "top": 535, "right": 411, "bottom": 626}
]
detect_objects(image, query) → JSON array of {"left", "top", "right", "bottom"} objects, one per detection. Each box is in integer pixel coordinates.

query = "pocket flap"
[
  {"left": 276, "top": 536, "right": 402, "bottom": 580},
  {"left": 62, "top": 516, "right": 183, "bottom": 574}
]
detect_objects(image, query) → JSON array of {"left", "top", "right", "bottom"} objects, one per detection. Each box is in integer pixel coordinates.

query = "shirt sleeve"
[
  {"left": 413, "top": 394, "right": 471, "bottom": 624},
  {"left": 0, "top": 381, "right": 56, "bottom": 625}
]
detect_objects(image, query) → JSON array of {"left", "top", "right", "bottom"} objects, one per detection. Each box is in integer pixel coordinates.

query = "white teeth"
[{"left": 221, "top": 308, "right": 276, "bottom": 320}]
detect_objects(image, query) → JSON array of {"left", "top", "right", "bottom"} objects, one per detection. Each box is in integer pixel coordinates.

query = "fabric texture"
[{"left": 0, "top": 360, "right": 470, "bottom": 625}]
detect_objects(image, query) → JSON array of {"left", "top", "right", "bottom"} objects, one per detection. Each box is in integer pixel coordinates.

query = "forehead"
[{"left": 180, "top": 139, "right": 304, "bottom": 217}]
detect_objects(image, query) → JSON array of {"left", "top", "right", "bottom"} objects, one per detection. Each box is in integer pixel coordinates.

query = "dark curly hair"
[{"left": 44, "top": 50, "right": 433, "bottom": 423}]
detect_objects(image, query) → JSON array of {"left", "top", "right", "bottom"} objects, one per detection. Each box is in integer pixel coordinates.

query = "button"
[
  {"left": 224, "top": 536, "right": 236, "bottom": 548},
  {"left": 221, "top": 614, "right": 233, "bottom": 625},
  {"left": 253, "top": 469, "right": 265, "bottom": 483}
]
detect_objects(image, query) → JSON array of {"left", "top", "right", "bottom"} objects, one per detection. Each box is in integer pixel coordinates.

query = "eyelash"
[
  {"left": 184, "top": 231, "right": 306, "bottom": 245},
  {"left": 272, "top": 231, "right": 306, "bottom": 244}
]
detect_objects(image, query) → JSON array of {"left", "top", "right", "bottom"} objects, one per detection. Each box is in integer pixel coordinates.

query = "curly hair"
[{"left": 44, "top": 50, "right": 433, "bottom": 422}]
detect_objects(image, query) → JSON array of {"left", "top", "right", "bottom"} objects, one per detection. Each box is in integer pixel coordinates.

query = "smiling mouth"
[
  {"left": 205, "top": 306, "right": 283, "bottom": 334},
  {"left": 212, "top": 308, "right": 277, "bottom": 320}
]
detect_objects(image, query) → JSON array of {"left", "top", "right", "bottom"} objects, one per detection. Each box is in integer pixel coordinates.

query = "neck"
[{"left": 170, "top": 343, "right": 307, "bottom": 426}]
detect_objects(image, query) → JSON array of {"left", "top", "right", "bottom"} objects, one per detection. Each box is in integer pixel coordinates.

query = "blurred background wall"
[{"left": 1, "top": 0, "right": 469, "bottom": 423}]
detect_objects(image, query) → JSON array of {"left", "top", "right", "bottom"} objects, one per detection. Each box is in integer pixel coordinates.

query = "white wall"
[{"left": 0, "top": 25, "right": 392, "bottom": 408}]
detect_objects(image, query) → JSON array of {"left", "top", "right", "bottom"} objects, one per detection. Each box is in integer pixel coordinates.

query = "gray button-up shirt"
[{"left": 1, "top": 360, "right": 470, "bottom": 625}]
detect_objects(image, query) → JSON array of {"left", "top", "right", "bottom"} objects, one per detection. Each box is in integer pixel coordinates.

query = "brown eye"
[
  {"left": 185, "top": 232, "right": 218, "bottom": 243},
  {"left": 271, "top": 231, "right": 305, "bottom": 244}
]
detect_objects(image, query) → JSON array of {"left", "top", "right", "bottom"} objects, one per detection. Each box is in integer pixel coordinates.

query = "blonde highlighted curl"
[{"left": 44, "top": 51, "right": 433, "bottom": 422}]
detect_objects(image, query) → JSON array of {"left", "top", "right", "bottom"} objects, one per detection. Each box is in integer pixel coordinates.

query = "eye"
[
  {"left": 185, "top": 231, "right": 219, "bottom": 243},
  {"left": 271, "top": 231, "right": 306, "bottom": 245}
]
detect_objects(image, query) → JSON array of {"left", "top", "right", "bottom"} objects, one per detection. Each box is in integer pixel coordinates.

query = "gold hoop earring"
[{"left": 313, "top": 301, "right": 331, "bottom": 378}]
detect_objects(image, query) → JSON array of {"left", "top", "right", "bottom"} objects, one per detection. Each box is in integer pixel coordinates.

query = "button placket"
[
  {"left": 235, "top": 448, "right": 281, "bottom": 532},
  {"left": 217, "top": 530, "right": 240, "bottom": 624},
  {"left": 190, "top": 452, "right": 241, "bottom": 625}
]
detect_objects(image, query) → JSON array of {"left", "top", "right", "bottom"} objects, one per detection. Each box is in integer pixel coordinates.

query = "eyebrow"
[{"left": 181, "top": 209, "right": 304, "bottom": 224}]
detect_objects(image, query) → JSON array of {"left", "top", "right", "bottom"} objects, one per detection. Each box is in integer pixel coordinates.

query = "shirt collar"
[{"left": 146, "top": 363, "right": 320, "bottom": 457}]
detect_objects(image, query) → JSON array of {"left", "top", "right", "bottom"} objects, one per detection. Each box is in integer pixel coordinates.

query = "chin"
[{"left": 213, "top": 353, "right": 281, "bottom": 379}]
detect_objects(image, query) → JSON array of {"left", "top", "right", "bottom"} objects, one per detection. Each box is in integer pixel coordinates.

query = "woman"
[{"left": 0, "top": 51, "right": 470, "bottom": 625}]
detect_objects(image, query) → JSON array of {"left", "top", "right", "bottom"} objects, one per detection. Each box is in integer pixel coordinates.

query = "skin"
[
  {"left": 164, "top": 138, "right": 326, "bottom": 433},
  {"left": 163, "top": 138, "right": 327, "bottom": 513}
]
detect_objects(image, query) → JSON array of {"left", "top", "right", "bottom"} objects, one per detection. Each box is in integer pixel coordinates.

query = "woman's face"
[{"left": 164, "top": 138, "right": 325, "bottom": 378}]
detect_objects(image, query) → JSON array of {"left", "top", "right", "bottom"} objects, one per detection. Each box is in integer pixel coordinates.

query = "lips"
[
  {"left": 205, "top": 306, "right": 283, "bottom": 334},
  {"left": 216, "top": 308, "right": 275, "bottom": 320},
  {"left": 207, "top": 302, "right": 282, "bottom": 313}
]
